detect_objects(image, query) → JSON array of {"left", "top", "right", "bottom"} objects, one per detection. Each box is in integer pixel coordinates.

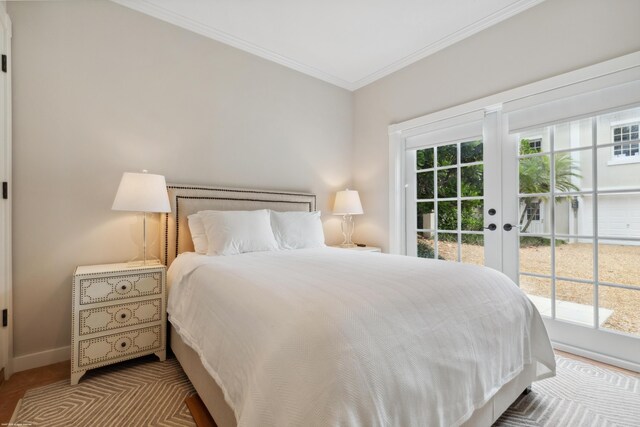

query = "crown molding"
[
  {"left": 112, "top": 0, "right": 545, "bottom": 92},
  {"left": 110, "top": 0, "right": 354, "bottom": 90},
  {"left": 351, "top": 0, "right": 546, "bottom": 90}
]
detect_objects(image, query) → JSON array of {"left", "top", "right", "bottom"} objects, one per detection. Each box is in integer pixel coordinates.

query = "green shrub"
[
  {"left": 417, "top": 237, "right": 445, "bottom": 259},
  {"left": 520, "top": 236, "right": 567, "bottom": 247}
]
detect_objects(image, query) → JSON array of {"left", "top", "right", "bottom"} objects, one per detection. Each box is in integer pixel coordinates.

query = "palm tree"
[{"left": 519, "top": 139, "right": 581, "bottom": 232}]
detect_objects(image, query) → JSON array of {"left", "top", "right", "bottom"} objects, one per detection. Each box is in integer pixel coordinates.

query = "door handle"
[
  {"left": 485, "top": 224, "right": 497, "bottom": 231},
  {"left": 503, "top": 223, "right": 522, "bottom": 231}
]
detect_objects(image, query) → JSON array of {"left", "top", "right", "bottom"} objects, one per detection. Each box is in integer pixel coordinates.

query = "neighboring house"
[{"left": 519, "top": 107, "right": 640, "bottom": 245}]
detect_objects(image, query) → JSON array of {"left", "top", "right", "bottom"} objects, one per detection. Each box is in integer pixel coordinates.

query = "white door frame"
[
  {"left": 0, "top": 10, "right": 11, "bottom": 380},
  {"left": 388, "top": 51, "right": 640, "bottom": 372}
]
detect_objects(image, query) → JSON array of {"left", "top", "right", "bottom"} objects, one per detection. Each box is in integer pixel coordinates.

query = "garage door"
[{"left": 579, "top": 194, "right": 640, "bottom": 244}]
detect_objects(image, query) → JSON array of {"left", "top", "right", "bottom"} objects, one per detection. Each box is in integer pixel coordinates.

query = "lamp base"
[
  {"left": 125, "top": 212, "right": 163, "bottom": 268},
  {"left": 340, "top": 214, "right": 357, "bottom": 247},
  {"left": 126, "top": 257, "right": 162, "bottom": 268},
  {"left": 339, "top": 243, "right": 357, "bottom": 248}
]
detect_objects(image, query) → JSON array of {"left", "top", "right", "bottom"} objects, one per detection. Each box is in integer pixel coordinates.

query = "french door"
[
  {"left": 405, "top": 112, "right": 502, "bottom": 271},
  {"left": 404, "top": 107, "right": 640, "bottom": 368},
  {"left": 506, "top": 106, "right": 640, "bottom": 367}
]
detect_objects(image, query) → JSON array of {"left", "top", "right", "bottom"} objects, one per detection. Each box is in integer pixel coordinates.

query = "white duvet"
[{"left": 168, "top": 248, "right": 555, "bottom": 427}]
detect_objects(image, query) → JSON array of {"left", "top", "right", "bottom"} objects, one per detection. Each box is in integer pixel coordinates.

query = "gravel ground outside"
[{"left": 434, "top": 241, "right": 639, "bottom": 336}]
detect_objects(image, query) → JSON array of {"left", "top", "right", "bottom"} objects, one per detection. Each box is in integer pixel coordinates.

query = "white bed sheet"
[{"left": 167, "top": 248, "right": 555, "bottom": 427}]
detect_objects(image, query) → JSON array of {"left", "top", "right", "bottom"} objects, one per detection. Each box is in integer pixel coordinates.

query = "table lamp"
[
  {"left": 112, "top": 170, "right": 171, "bottom": 265},
  {"left": 333, "top": 189, "right": 363, "bottom": 248}
]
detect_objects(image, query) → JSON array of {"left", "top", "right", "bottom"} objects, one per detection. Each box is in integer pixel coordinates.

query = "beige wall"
[
  {"left": 8, "top": 1, "right": 352, "bottom": 356},
  {"left": 352, "top": 0, "right": 640, "bottom": 251}
]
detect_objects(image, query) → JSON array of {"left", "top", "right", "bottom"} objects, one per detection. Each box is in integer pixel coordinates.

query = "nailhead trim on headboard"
[{"left": 162, "top": 185, "right": 317, "bottom": 266}]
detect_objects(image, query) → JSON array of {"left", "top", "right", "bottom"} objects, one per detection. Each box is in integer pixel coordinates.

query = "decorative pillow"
[
  {"left": 199, "top": 209, "right": 279, "bottom": 256},
  {"left": 187, "top": 214, "right": 208, "bottom": 254},
  {"left": 270, "top": 211, "right": 326, "bottom": 250}
]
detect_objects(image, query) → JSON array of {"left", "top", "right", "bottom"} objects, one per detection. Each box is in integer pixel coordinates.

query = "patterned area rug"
[
  {"left": 495, "top": 356, "right": 640, "bottom": 426},
  {"left": 14, "top": 356, "right": 195, "bottom": 426},
  {"left": 13, "top": 355, "right": 639, "bottom": 426}
]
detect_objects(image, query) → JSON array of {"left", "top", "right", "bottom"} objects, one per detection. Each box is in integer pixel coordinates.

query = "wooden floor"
[{"left": 0, "top": 352, "right": 637, "bottom": 425}]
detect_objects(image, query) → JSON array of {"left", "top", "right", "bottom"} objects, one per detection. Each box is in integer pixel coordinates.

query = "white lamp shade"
[
  {"left": 112, "top": 172, "right": 171, "bottom": 213},
  {"left": 333, "top": 189, "right": 363, "bottom": 215}
]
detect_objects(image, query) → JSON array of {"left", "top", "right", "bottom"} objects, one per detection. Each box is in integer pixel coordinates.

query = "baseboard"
[
  {"left": 12, "top": 346, "right": 70, "bottom": 373},
  {"left": 552, "top": 341, "right": 640, "bottom": 373}
]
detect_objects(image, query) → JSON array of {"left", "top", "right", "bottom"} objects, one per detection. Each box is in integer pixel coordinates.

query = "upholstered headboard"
[{"left": 160, "top": 184, "right": 317, "bottom": 266}]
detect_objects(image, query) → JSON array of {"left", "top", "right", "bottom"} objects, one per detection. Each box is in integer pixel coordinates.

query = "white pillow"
[
  {"left": 199, "top": 209, "right": 279, "bottom": 256},
  {"left": 270, "top": 211, "right": 326, "bottom": 250},
  {"left": 187, "top": 214, "right": 208, "bottom": 254}
]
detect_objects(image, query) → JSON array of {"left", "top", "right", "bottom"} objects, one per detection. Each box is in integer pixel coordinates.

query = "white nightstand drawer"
[
  {"left": 78, "top": 271, "right": 163, "bottom": 305},
  {"left": 79, "top": 298, "right": 162, "bottom": 336},
  {"left": 77, "top": 324, "right": 162, "bottom": 368}
]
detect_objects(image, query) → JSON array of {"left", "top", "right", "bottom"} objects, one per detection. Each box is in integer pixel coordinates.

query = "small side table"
[{"left": 71, "top": 262, "right": 166, "bottom": 385}]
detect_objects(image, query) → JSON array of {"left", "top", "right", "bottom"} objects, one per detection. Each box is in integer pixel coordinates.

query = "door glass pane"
[
  {"left": 417, "top": 232, "right": 436, "bottom": 259},
  {"left": 555, "top": 239, "right": 593, "bottom": 281},
  {"left": 555, "top": 196, "right": 592, "bottom": 236},
  {"left": 437, "top": 169, "right": 457, "bottom": 198},
  {"left": 520, "top": 275, "right": 552, "bottom": 317},
  {"left": 416, "top": 147, "right": 434, "bottom": 170},
  {"left": 598, "top": 241, "right": 640, "bottom": 288},
  {"left": 518, "top": 197, "right": 546, "bottom": 235},
  {"left": 554, "top": 148, "right": 590, "bottom": 193},
  {"left": 519, "top": 130, "right": 549, "bottom": 154},
  {"left": 437, "top": 233, "right": 458, "bottom": 262},
  {"left": 437, "top": 145, "right": 457, "bottom": 166},
  {"left": 437, "top": 201, "right": 457, "bottom": 231},
  {"left": 461, "top": 165, "right": 483, "bottom": 197},
  {"left": 417, "top": 202, "right": 435, "bottom": 230},
  {"left": 460, "top": 140, "right": 483, "bottom": 163},
  {"left": 461, "top": 234, "right": 483, "bottom": 265},
  {"left": 519, "top": 236, "right": 552, "bottom": 276},
  {"left": 596, "top": 191, "right": 640, "bottom": 239},
  {"left": 556, "top": 280, "right": 593, "bottom": 327},
  {"left": 519, "top": 154, "right": 551, "bottom": 195},
  {"left": 599, "top": 286, "right": 640, "bottom": 336},
  {"left": 461, "top": 200, "right": 483, "bottom": 231},
  {"left": 416, "top": 171, "right": 434, "bottom": 199}
]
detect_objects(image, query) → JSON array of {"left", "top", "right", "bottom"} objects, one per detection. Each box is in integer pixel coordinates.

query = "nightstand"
[
  {"left": 330, "top": 245, "right": 382, "bottom": 253},
  {"left": 71, "top": 262, "right": 166, "bottom": 385}
]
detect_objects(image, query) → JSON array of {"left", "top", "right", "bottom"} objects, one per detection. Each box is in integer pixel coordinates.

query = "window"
[
  {"left": 612, "top": 123, "right": 639, "bottom": 158},
  {"left": 526, "top": 201, "right": 541, "bottom": 221},
  {"left": 528, "top": 138, "right": 542, "bottom": 153}
]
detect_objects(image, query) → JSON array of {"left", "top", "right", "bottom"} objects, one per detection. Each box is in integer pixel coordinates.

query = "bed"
[{"left": 161, "top": 184, "right": 556, "bottom": 427}]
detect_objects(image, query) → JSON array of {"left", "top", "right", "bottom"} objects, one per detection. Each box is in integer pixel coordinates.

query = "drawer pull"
[
  {"left": 115, "top": 280, "right": 132, "bottom": 295},
  {"left": 114, "top": 308, "right": 132, "bottom": 324},
  {"left": 115, "top": 337, "right": 132, "bottom": 352}
]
